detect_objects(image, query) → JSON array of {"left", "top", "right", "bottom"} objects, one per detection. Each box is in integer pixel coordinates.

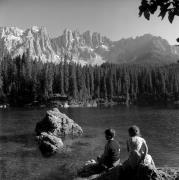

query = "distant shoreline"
[{"left": 1, "top": 98, "right": 179, "bottom": 109}]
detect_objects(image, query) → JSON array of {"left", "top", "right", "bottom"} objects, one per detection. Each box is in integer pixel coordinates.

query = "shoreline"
[
  {"left": 1, "top": 99, "right": 179, "bottom": 109},
  {"left": 1, "top": 102, "right": 179, "bottom": 110}
]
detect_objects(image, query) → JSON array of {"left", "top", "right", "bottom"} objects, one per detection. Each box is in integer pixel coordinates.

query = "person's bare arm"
[{"left": 141, "top": 140, "right": 148, "bottom": 160}]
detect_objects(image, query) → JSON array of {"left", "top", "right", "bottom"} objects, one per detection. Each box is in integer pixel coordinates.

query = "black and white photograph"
[{"left": 0, "top": 0, "right": 179, "bottom": 179}]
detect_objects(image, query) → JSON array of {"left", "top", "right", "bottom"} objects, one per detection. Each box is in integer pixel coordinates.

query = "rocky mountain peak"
[
  {"left": 92, "top": 32, "right": 103, "bottom": 47},
  {"left": 0, "top": 27, "right": 24, "bottom": 38},
  {"left": 0, "top": 26, "right": 58, "bottom": 63},
  {"left": 61, "top": 28, "right": 74, "bottom": 49},
  {"left": 82, "top": 30, "right": 92, "bottom": 47},
  {"left": 31, "top": 26, "right": 40, "bottom": 32},
  {"left": 0, "top": 26, "right": 179, "bottom": 65}
]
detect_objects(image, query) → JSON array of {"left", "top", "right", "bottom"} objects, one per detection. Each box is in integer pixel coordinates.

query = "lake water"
[{"left": 0, "top": 105, "right": 179, "bottom": 180}]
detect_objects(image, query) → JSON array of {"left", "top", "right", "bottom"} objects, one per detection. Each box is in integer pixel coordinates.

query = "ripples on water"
[{"left": 0, "top": 106, "right": 178, "bottom": 179}]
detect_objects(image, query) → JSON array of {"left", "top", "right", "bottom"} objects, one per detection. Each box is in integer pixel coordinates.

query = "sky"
[{"left": 0, "top": 0, "right": 179, "bottom": 45}]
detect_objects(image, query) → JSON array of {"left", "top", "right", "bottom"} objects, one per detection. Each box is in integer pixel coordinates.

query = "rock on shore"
[
  {"left": 35, "top": 108, "right": 83, "bottom": 156},
  {"left": 75, "top": 163, "right": 179, "bottom": 180}
]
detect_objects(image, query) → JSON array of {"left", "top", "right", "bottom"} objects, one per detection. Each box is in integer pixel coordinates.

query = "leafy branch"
[{"left": 139, "top": 0, "right": 179, "bottom": 23}]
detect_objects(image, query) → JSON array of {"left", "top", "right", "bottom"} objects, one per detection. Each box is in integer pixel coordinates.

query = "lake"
[{"left": 0, "top": 105, "right": 179, "bottom": 180}]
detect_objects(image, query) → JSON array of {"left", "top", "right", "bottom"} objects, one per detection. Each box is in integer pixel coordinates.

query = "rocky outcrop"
[
  {"left": 35, "top": 108, "right": 83, "bottom": 156},
  {"left": 75, "top": 163, "right": 179, "bottom": 180},
  {"left": 135, "top": 165, "right": 179, "bottom": 180},
  {"left": 2, "top": 26, "right": 178, "bottom": 65},
  {"left": 36, "top": 132, "right": 63, "bottom": 157},
  {"left": 0, "top": 26, "right": 58, "bottom": 63},
  {"left": 35, "top": 108, "right": 83, "bottom": 137},
  {"left": 51, "top": 29, "right": 110, "bottom": 65}
]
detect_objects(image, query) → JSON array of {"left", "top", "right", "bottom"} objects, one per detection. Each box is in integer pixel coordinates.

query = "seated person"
[
  {"left": 77, "top": 128, "right": 120, "bottom": 177},
  {"left": 97, "top": 128, "right": 120, "bottom": 169},
  {"left": 123, "top": 125, "right": 155, "bottom": 170}
]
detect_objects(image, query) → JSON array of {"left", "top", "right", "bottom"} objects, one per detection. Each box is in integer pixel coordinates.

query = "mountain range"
[{"left": 0, "top": 26, "right": 179, "bottom": 65}]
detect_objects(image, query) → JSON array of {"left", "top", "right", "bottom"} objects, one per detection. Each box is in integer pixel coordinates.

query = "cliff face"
[
  {"left": 0, "top": 26, "right": 58, "bottom": 63},
  {"left": 51, "top": 29, "right": 111, "bottom": 65},
  {"left": 31, "top": 29, "right": 179, "bottom": 65},
  {"left": 1, "top": 26, "right": 179, "bottom": 65}
]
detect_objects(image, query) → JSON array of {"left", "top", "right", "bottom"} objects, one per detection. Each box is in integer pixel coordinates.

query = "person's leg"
[
  {"left": 128, "top": 150, "right": 141, "bottom": 169},
  {"left": 77, "top": 163, "right": 105, "bottom": 177},
  {"left": 144, "top": 154, "right": 156, "bottom": 168}
]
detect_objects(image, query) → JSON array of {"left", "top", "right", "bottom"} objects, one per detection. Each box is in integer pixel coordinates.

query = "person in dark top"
[
  {"left": 78, "top": 128, "right": 120, "bottom": 177},
  {"left": 97, "top": 128, "right": 120, "bottom": 169}
]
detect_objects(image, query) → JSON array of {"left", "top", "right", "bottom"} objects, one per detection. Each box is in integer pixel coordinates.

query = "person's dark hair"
[
  {"left": 128, "top": 125, "right": 141, "bottom": 137},
  {"left": 104, "top": 128, "right": 115, "bottom": 139}
]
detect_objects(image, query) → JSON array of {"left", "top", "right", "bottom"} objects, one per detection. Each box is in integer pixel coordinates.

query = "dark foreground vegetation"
[{"left": 0, "top": 54, "right": 179, "bottom": 106}]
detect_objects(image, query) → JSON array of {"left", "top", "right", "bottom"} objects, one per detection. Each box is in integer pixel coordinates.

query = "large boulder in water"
[
  {"left": 36, "top": 132, "right": 63, "bottom": 157},
  {"left": 35, "top": 108, "right": 83, "bottom": 156},
  {"left": 35, "top": 108, "right": 83, "bottom": 137}
]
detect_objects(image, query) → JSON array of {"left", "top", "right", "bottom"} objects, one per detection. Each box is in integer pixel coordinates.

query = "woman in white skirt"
[{"left": 123, "top": 125, "right": 155, "bottom": 170}]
